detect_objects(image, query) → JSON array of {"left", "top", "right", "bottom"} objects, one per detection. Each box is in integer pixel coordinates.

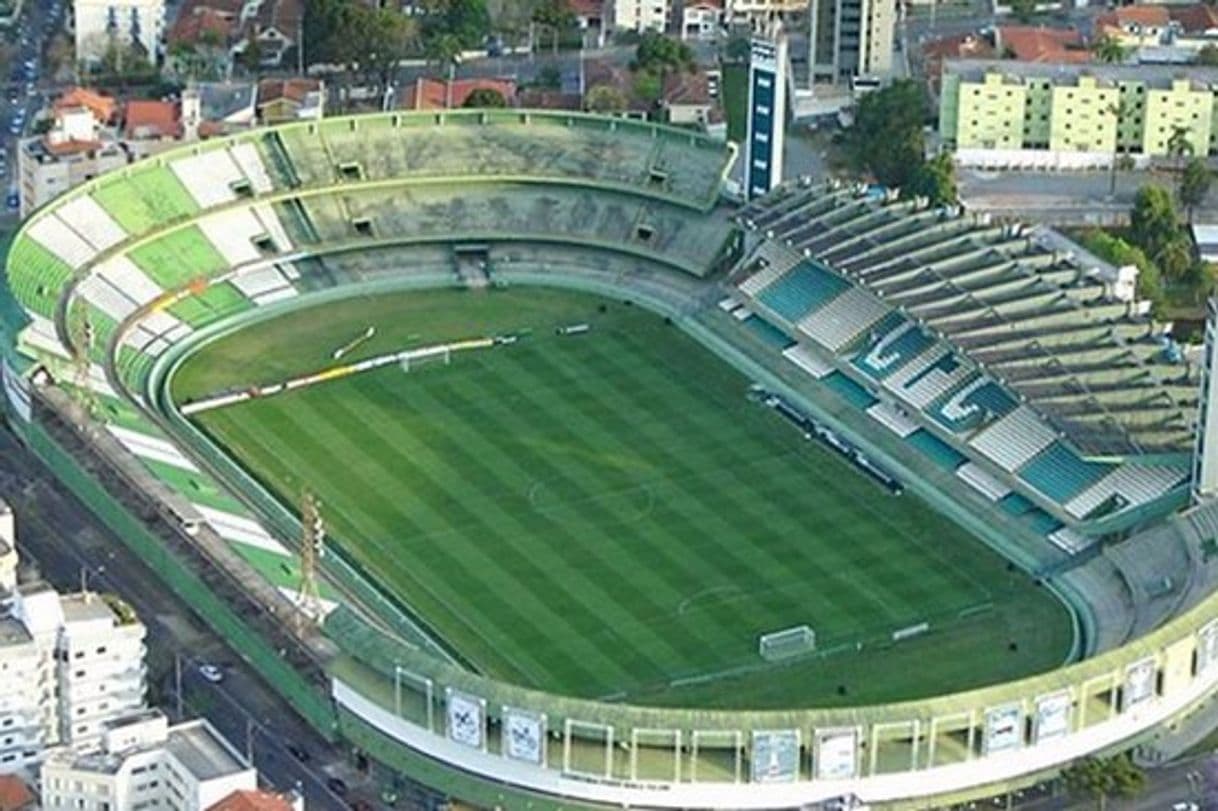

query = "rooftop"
[
  {"left": 165, "top": 720, "right": 249, "bottom": 781},
  {"left": 943, "top": 57, "right": 1218, "bottom": 87},
  {"left": 54, "top": 87, "right": 117, "bottom": 123},
  {"left": 207, "top": 790, "right": 294, "bottom": 811},
  {"left": 125, "top": 100, "right": 182, "bottom": 140},
  {"left": 0, "top": 776, "right": 35, "bottom": 811},
  {"left": 995, "top": 25, "right": 1091, "bottom": 63},
  {"left": 399, "top": 77, "right": 517, "bottom": 110}
]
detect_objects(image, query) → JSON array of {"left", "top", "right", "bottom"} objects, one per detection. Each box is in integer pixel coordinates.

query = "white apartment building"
[
  {"left": 725, "top": 0, "right": 807, "bottom": 28},
  {"left": 73, "top": 0, "right": 165, "bottom": 66},
  {"left": 608, "top": 0, "right": 670, "bottom": 31},
  {"left": 41, "top": 711, "right": 256, "bottom": 811},
  {"left": 17, "top": 100, "right": 127, "bottom": 218},
  {"left": 0, "top": 498, "right": 147, "bottom": 773}
]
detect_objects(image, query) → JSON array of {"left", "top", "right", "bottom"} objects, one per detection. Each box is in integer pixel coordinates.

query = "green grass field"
[{"left": 172, "top": 287, "right": 1073, "bottom": 709}]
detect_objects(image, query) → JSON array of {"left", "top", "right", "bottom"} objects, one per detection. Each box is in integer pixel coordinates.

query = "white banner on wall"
[
  {"left": 1198, "top": 621, "right": 1218, "bottom": 675},
  {"left": 502, "top": 706, "right": 546, "bottom": 765},
  {"left": 984, "top": 704, "right": 1022, "bottom": 755},
  {"left": 751, "top": 730, "right": 800, "bottom": 783},
  {"left": 445, "top": 689, "right": 485, "bottom": 750},
  {"left": 814, "top": 728, "right": 858, "bottom": 780},
  {"left": 1125, "top": 658, "right": 1157, "bottom": 709},
  {"left": 1034, "top": 691, "right": 1071, "bottom": 744}
]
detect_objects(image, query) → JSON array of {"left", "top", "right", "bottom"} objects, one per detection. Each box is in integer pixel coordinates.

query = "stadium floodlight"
[{"left": 759, "top": 625, "right": 816, "bottom": 662}]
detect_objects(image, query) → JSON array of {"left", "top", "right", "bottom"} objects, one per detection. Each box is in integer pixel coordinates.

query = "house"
[
  {"left": 53, "top": 87, "right": 118, "bottom": 126},
  {"left": 660, "top": 69, "right": 714, "bottom": 124},
  {"left": 517, "top": 89, "right": 583, "bottom": 110},
  {"left": 207, "top": 789, "right": 301, "bottom": 811},
  {"left": 256, "top": 78, "right": 324, "bottom": 123},
  {"left": 169, "top": 0, "right": 302, "bottom": 76},
  {"left": 125, "top": 100, "right": 183, "bottom": 142},
  {"left": 583, "top": 59, "right": 653, "bottom": 118},
  {"left": 397, "top": 77, "right": 517, "bottom": 110},
  {"left": 994, "top": 25, "right": 1091, "bottom": 62},
  {"left": 682, "top": 0, "right": 724, "bottom": 39},
  {"left": 1095, "top": 4, "right": 1172, "bottom": 47},
  {"left": 919, "top": 32, "right": 995, "bottom": 96},
  {"left": 193, "top": 81, "right": 258, "bottom": 135}
]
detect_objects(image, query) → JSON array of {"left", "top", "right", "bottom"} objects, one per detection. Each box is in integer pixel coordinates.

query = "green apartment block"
[{"left": 940, "top": 60, "right": 1218, "bottom": 157}]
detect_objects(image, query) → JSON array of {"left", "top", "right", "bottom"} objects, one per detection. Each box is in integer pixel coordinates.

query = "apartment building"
[
  {"left": 940, "top": 61, "right": 1218, "bottom": 160},
  {"left": 809, "top": 0, "right": 895, "bottom": 84},
  {"left": 607, "top": 0, "right": 669, "bottom": 31},
  {"left": 0, "top": 499, "right": 147, "bottom": 773},
  {"left": 41, "top": 711, "right": 256, "bottom": 811},
  {"left": 73, "top": 0, "right": 165, "bottom": 66},
  {"left": 724, "top": 0, "right": 806, "bottom": 28}
]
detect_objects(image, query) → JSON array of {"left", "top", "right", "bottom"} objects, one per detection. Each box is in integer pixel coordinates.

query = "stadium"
[{"left": 3, "top": 109, "right": 1218, "bottom": 809}]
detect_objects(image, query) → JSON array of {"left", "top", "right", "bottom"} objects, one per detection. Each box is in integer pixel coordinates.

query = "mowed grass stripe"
[
  {"left": 416, "top": 365, "right": 720, "bottom": 681},
  {"left": 181, "top": 288, "right": 1074, "bottom": 707},
  {"left": 206, "top": 387, "right": 594, "bottom": 687}
]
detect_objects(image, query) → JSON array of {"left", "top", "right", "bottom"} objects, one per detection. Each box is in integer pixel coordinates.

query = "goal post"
[{"left": 759, "top": 625, "right": 816, "bottom": 662}]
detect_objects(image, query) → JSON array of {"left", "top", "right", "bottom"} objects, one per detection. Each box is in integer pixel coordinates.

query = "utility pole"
[
  {"left": 295, "top": 490, "right": 324, "bottom": 631},
  {"left": 174, "top": 653, "right": 183, "bottom": 719}
]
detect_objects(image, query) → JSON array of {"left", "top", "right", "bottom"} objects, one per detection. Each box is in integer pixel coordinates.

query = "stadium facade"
[{"left": 2, "top": 110, "right": 1218, "bottom": 809}]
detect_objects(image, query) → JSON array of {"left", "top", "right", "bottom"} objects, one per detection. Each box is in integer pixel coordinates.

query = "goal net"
[{"left": 759, "top": 626, "right": 816, "bottom": 662}]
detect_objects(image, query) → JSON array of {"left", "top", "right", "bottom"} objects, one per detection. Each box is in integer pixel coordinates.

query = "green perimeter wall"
[{"left": 5, "top": 411, "right": 338, "bottom": 739}]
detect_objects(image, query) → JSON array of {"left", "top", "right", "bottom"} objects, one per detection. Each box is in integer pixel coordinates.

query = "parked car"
[{"left": 197, "top": 663, "right": 224, "bottom": 683}]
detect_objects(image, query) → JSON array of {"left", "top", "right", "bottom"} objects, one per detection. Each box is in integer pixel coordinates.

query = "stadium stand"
[{"left": 735, "top": 180, "right": 1192, "bottom": 531}]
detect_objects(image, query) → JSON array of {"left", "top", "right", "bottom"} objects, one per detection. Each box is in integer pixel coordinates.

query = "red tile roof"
[
  {"left": 569, "top": 0, "right": 603, "bottom": 18},
  {"left": 169, "top": 0, "right": 241, "bottom": 45},
  {"left": 517, "top": 89, "right": 582, "bottom": 110},
  {"left": 207, "top": 790, "right": 294, "bottom": 811},
  {"left": 400, "top": 77, "right": 517, "bottom": 110},
  {"left": 54, "top": 87, "right": 117, "bottom": 123},
  {"left": 0, "top": 776, "right": 34, "bottom": 811},
  {"left": 662, "top": 70, "right": 711, "bottom": 107},
  {"left": 257, "top": 77, "right": 321, "bottom": 106},
  {"left": 1097, "top": 4, "right": 1171, "bottom": 29},
  {"left": 1169, "top": 3, "right": 1218, "bottom": 33},
  {"left": 996, "top": 25, "right": 1090, "bottom": 63},
  {"left": 125, "top": 100, "right": 182, "bottom": 139},
  {"left": 922, "top": 33, "right": 996, "bottom": 93}
]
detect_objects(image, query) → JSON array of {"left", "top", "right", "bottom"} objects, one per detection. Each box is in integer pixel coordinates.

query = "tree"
[
  {"left": 1157, "top": 234, "right": 1195, "bottom": 280},
  {"left": 426, "top": 33, "right": 465, "bottom": 107},
  {"left": 632, "top": 70, "right": 662, "bottom": 105},
  {"left": 1062, "top": 753, "right": 1146, "bottom": 810},
  {"left": 724, "top": 34, "right": 751, "bottom": 62},
  {"left": 907, "top": 152, "right": 956, "bottom": 205},
  {"left": 850, "top": 79, "right": 926, "bottom": 190},
  {"left": 1131, "top": 184, "right": 1181, "bottom": 260},
  {"left": 585, "top": 83, "right": 627, "bottom": 113},
  {"left": 1179, "top": 157, "right": 1213, "bottom": 223},
  {"left": 463, "top": 87, "right": 507, "bottom": 107},
  {"left": 1167, "top": 125, "right": 1194, "bottom": 170},
  {"left": 1198, "top": 43, "right": 1218, "bottom": 66},
  {"left": 1080, "top": 229, "right": 1163, "bottom": 311},
  {"left": 533, "top": 64, "right": 562, "bottom": 90},
  {"left": 419, "top": 0, "right": 491, "bottom": 50},
  {"left": 360, "top": 7, "right": 420, "bottom": 92},
  {"left": 1091, "top": 34, "right": 1126, "bottom": 64},
  {"left": 531, "top": 0, "right": 575, "bottom": 54},
  {"left": 633, "top": 31, "right": 694, "bottom": 74},
  {"left": 236, "top": 29, "right": 264, "bottom": 75},
  {"left": 1008, "top": 0, "right": 1037, "bottom": 22}
]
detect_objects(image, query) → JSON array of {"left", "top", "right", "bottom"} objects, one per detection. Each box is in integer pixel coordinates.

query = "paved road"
[
  {"left": 0, "top": 425, "right": 439, "bottom": 810},
  {"left": 957, "top": 167, "right": 1218, "bottom": 226}
]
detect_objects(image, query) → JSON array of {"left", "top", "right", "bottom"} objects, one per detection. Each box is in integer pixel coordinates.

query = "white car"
[
  {"left": 1172, "top": 803, "right": 1199, "bottom": 811},
  {"left": 197, "top": 664, "right": 224, "bottom": 683}
]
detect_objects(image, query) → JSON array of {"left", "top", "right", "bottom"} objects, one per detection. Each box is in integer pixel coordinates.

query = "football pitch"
[{"left": 172, "top": 286, "right": 1074, "bottom": 709}]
